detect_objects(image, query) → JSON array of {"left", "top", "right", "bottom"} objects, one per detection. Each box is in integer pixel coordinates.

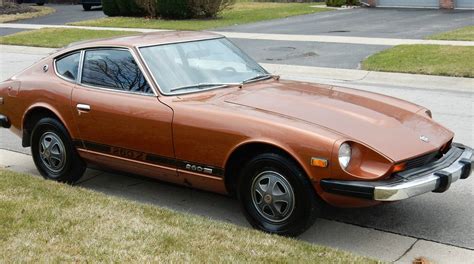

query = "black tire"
[
  {"left": 238, "top": 153, "right": 320, "bottom": 237},
  {"left": 36, "top": 1, "right": 45, "bottom": 6},
  {"left": 83, "top": 4, "right": 92, "bottom": 11},
  {"left": 31, "top": 117, "right": 85, "bottom": 184}
]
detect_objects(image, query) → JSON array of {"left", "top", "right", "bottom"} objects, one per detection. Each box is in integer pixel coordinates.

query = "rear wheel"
[
  {"left": 82, "top": 4, "right": 92, "bottom": 11},
  {"left": 31, "top": 117, "right": 85, "bottom": 183},
  {"left": 238, "top": 153, "right": 320, "bottom": 236}
]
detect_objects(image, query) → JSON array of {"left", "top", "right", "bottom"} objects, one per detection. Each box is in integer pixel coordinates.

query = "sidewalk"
[
  {"left": 1, "top": 148, "right": 473, "bottom": 263},
  {"left": 2, "top": 23, "right": 474, "bottom": 47},
  {"left": 1, "top": 44, "right": 472, "bottom": 93}
]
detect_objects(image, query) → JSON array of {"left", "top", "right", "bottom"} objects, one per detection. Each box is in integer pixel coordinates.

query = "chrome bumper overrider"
[{"left": 320, "top": 143, "right": 473, "bottom": 202}]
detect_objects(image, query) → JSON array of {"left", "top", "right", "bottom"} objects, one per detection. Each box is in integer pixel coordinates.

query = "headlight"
[{"left": 338, "top": 143, "right": 352, "bottom": 169}]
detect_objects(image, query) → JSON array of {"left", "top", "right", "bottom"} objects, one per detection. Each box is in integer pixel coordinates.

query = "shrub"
[
  {"left": 254, "top": 0, "right": 320, "bottom": 2},
  {"left": 326, "top": 0, "right": 358, "bottom": 7},
  {"left": 102, "top": 0, "right": 121, "bottom": 16},
  {"left": 103, "top": 0, "right": 235, "bottom": 19},
  {"left": 157, "top": 0, "right": 191, "bottom": 19},
  {"left": 157, "top": 0, "right": 236, "bottom": 19},
  {"left": 102, "top": 0, "right": 148, "bottom": 17},
  {"left": 188, "top": 0, "right": 236, "bottom": 18},
  {"left": 134, "top": 0, "right": 158, "bottom": 17},
  {"left": 115, "top": 0, "right": 146, "bottom": 16}
]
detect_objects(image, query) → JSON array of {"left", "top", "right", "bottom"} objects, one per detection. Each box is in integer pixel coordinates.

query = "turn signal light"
[
  {"left": 392, "top": 163, "right": 406, "bottom": 173},
  {"left": 311, "top": 158, "right": 328, "bottom": 168}
]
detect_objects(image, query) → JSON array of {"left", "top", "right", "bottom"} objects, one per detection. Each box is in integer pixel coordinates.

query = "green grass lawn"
[
  {"left": 70, "top": 2, "right": 330, "bottom": 31},
  {"left": 0, "top": 28, "right": 139, "bottom": 48},
  {"left": 428, "top": 25, "right": 474, "bottom": 41},
  {"left": 0, "top": 169, "right": 377, "bottom": 263},
  {"left": 362, "top": 45, "right": 474, "bottom": 78}
]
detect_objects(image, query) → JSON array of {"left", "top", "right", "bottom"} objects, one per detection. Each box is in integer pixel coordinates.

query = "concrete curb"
[{"left": 2, "top": 23, "right": 474, "bottom": 47}]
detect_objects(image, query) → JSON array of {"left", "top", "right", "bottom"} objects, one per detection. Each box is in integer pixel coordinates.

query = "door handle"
[{"left": 76, "top": 104, "right": 91, "bottom": 112}]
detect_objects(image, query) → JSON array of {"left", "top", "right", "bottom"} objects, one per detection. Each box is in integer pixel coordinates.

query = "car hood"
[{"left": 224, "top": 81, "right": 453, "bottom": 161}]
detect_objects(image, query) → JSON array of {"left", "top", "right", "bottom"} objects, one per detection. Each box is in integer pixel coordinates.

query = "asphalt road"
[
  {"left": 10, "top": 5, "right": 474, "bottom": 39},
  {"left": 224, "top": 8, "right": 474, "bottom": 68},
  {"left": 0, "top": 4, "right": 104, "bottom": 37},
  {"left": 2, "top": 7, "right": 473, "bottom": 69},
  {"left": 0, "top": 28, "right": 28, "bottom": 36},
  {"left": 1, "top": 51, "right": 473, "bottom": 249},
  {"left": 218, "top": 8, "right": 474, "bottom": 39},
  {"left": 231, "top": 39, "right": 388, "bottom": 69},
  {"left": 14, "top": 4, "right": 105, "bottom": 25}
]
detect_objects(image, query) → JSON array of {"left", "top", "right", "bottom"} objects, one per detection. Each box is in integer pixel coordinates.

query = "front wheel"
[
  {"left": 31, "top": 117, "right": 85, "bottom": 183},
  {"left": 82, "top": 4, "right": 92, "bottom": 11},
  {"left": 238, "top": 153, "right": 321, "bottom": 236}
]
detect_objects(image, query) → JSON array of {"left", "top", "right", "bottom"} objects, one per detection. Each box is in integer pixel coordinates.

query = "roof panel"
[{"left": 69, "top": 31, "right": 223, "bottom": 50}]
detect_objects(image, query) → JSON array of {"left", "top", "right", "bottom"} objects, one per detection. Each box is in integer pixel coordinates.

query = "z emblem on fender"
[{"left": 420, "top": 135, "right": 430, "bottom": 143}]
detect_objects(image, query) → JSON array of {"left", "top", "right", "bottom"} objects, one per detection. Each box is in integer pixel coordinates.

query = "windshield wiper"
[
  {"left": 243, "top": 74, "right": 273, "bottom": 84},
  {"left": 170, "top": 82, "right": 241, "bottom": 93},
  {"left": 169, "top": 75, "right": 273, "bottom": 93}
]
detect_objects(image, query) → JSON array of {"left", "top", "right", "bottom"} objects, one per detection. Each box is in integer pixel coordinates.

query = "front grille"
[{"left": 404, "top": 151, "right": 441, "bottom": 170}]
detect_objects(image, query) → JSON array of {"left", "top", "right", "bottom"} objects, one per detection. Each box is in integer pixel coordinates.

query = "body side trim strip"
[{"left": 73, "top": 139, "right": 224, "bottom": 178}]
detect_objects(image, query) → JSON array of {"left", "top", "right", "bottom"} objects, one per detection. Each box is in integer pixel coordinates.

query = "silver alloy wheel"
[
  {"left": 251, "top": 171, "right": 295, "bottom": 223},
  {"left": 38, "top": 132, "right": 66, "bottom": 175}
]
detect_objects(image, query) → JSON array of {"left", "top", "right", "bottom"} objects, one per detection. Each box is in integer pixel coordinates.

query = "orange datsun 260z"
[{"left": 0, "top": 31, "right": 472, "bottom": 236}]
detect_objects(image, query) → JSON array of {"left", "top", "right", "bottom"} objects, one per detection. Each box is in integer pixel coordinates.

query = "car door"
[{"left": 71, "top": 48, "right": 177, "bottom": 181}]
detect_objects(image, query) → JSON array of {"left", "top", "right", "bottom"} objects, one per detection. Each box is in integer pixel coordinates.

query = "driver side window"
[{"left": 81, "top": 49, "right": 153, "bottom": 94}]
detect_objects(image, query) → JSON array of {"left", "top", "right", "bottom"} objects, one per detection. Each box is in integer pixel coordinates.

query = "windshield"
[{"left": 139, "top": 38, "right": 269, "bottom": 95}]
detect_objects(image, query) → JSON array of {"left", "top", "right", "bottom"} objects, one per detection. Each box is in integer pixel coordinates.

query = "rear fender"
[{"left": 21, "top": 103, "right": 75, "bottom": 147}]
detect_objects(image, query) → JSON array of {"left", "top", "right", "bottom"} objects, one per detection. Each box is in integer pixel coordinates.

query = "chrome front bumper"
[{"left": 320, "top": 143, "right": 473, "bottom": 202}]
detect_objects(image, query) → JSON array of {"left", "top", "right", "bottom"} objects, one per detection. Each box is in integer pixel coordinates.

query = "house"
[{"left": 360, "top": 0, "right": 474, "bottom": 9}]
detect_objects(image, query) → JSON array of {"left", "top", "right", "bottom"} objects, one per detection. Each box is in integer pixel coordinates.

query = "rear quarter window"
[{"left": 55, "top": 52, "right": 81, "bottom": 81}]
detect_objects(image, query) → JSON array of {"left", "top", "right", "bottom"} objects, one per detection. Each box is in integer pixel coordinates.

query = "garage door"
[
  {"left": 377, "top": 0, "right": 439, "bottom": 8},
  {"left": 456, "top": 0, "right": 474, "bottom": 9}
]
